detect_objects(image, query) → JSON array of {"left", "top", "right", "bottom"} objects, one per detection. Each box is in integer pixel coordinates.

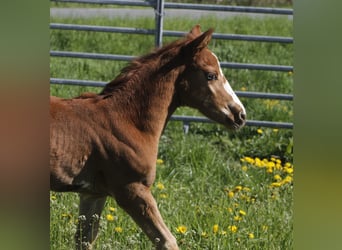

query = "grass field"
[{"left": 50, "top": 15, "right": 293, "bottom": 249}]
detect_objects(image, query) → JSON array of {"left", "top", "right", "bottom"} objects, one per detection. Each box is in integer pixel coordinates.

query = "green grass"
[{"left": 50, "top": 15, "right": 293, "bottom": 249}]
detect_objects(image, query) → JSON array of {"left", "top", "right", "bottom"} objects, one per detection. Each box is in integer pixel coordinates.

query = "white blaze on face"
[{"left": 211, "top": 52, "right": 246, "bottom": 115}]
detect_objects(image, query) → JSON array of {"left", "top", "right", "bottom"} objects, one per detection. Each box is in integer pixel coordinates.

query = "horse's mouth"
[{"left": 222, "top": 107, "right": 246, "bottom": 130}]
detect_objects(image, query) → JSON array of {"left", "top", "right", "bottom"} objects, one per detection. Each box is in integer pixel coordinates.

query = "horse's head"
[{"left": 177, "top": 25, "right": 246, "bottom": 130}]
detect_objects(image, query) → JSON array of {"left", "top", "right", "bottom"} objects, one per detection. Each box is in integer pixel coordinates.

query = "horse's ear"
[
  {"left": 183, "top": 27, "right": 214, "bottom": 58},
  {"left": 187, "top": 24, "right": 202, "bottom": 39}
]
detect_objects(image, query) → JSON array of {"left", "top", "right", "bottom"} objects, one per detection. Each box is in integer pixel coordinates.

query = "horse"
[{"left": 50, "top": 25, "right": 246, "bottom": 250}]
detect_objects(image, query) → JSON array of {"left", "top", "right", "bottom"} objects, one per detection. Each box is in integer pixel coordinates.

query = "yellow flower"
[
  {"left": 266, "top": 167, "right": 273, "bottom": 174},
  {"left": 234, "top": 216, "right": 242, "bottom": 221},
  {"left": 283, "top": 175, "right": 293, "bottom": 184},
  {"left": 176, "top": 225, "right": 187, "bottom": 234},
  {"left": 267, "top": 161, "right": 275, "bottom": 168},
  {"left": 285, "top": 162, "right": 292, "bottom": 168},
  {"left": 273, "top": 129, "right": 279, "bottom": 133},
  {"left": 159, "top": 193, "right": 167, "bottom": 199},
  {"left": 114, "top": 227, "right": 123, "bottom": 233},
  {"left": 274, "top": 174, "right": 282, "bottom": 181},
  {"left": 257, "top": 129, "right": 263, "bottom": 134},
  {"left": 106, "top": 214, "right": 115, "bottom": 221},
  {"left": 243, "top": 156, "right": 255, "bottom": 164},
  {"left": 240, "top": 86, "right": 247, "bottom": 91},
  {"left": 228, "top": 225, "right": 238, "bottom": 233},
  {"left": 248, "top": 233, "right": 255, "bottom": 239},
  {"left": 262, "top": 225, "right": 268, "bottom": 231},
  {"left": 227, "top": 191, "right": 235, "bottom": 198},
  {"left": 227, "top": 207, "right": 233, "bottom": 213},
  {"left": 213, "top": 224, "right": 219, "bottom": 233},
  {"left": 51, "top": 195, "right": 56, "bottom": 200},
  {"left": 239, "top": 210, "right": 246, "bottom": 216},
  {"left": 271, "top": 182, "right": 282, "bottom": 187},
  {"left": 201, "top": 232, "right": 208, "bottom": 238},
  {"left": 241, "top": 165, "right": 248, "bottom": 172},
  {"left": 109, "top": 206, "right": 116, "bottom": 212},
  {"left": 284, "top": 167, "right": 294, "bottom": 174},
  {"left": 156, "top": 159, "right": 164, "bottom": 165},
  {"left": 156, "top": 182, "right": 165, "bottom": 190},
  {"left": 234, "top": 185, "right": 243, "bottom": 192}
]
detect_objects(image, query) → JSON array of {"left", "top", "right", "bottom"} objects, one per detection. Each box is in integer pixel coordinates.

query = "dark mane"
[{"left": 100, "top": 37, "right": 188, "bottom": 96}]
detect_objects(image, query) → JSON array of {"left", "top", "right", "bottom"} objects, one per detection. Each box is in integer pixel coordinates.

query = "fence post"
[{"left": 154, "top": 0, "right": 164, "bottom": 47}]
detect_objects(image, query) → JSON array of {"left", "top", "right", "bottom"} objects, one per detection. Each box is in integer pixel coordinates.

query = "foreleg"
[
  {"left": 75, "top": 194, "right": 107, "bottom": 250},
  {"left": 114, "top": 182, "right": 179, "bottom": 250}
]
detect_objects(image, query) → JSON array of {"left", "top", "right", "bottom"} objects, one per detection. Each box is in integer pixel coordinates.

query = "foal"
[{"left": 50, "top": 25, "right": 246, "bottom": 250}]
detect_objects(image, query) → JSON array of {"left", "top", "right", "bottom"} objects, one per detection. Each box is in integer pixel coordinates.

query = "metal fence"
[{"left": 50, "top": 0, "right": 293, "bottom": 130}]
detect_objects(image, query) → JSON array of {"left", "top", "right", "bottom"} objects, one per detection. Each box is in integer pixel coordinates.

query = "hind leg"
[
  {"left": 75, "top": 194, "right": 107, "bottom": 250},
  {"left": 114, "top": 182, "right": 179, "bottom": 250}
]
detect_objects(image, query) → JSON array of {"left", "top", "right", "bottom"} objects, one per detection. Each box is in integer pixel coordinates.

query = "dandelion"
[
  {"left": 242, "top": 156, "right": 255, "bottom": 164},
  {"left": 239, "top": 210, "right": 246, "bottom": 216},
  {"left": 248, "top": 233, "right": 255, "bottom": 239},
  {"left": 159, "top": 194, "right": 167, "bottom": 199},
  {"left": 51, "top": 195, "right": 57, "bottom": 200},
  {"left": 228, "top": 225, "right": 238, "bottom": 233},
  {"left": 274, "top": 174, "right": 282, "bottom": 181},
  {"left": 266, "top": 167, "right": 273, "bottom": 174},
  {"left": 156, "top": 159, "right": 164, "bottom": 165},
  {"left": 273, "top": 128, "right": 279, "bottom": 133},
  {"left": 257, "top": 128, "right": 263, "bottom": 134},
  {"left": 109, "top": 206, "right": 116, "bottom": 212},
  {"left": 240, "top": 86, "right": 247, "bottom": 91},
  {"left": 176, "top": 225, "right": 187, "bottom": 234},
  {"left": 284, "top": 167, "right": 294, "bottom": 174},
  {"left": 156, "top": 182, "right": 165, "bottom": 190},
  {"left": 227, "top": 207, "right": 233, "bottom": 213},
  {"left": 234, "top": 216, "right": 242, "bottom": 221},
  {"left": 283, "top": 175, "right": 293, "bottom": 184},
  {"left": 213, "top": 224, "right": 219, "bottom": 233},
  {"left": 106, "top": 214, "right": 115, "bottom": 221},
  {"left": 114, "top": 227, "right": 123, "bottom": 233},
  {"left": 201, "top": 232, "right": 208, "bottom": 238},
  {"left": 234, "top": 185, "right": 243, "bottom": 192},
  {"left": 227, "top": 191, "right": 235, "bottom": 198},
  {"left": 267, "top": 161, "right": 275, "bottom": 168},
  {"left": 241, "top": 165, "right": 248, "bottom": 172},
  {"left": 271, "top": 182, "right": 282, "bottom": 187}
]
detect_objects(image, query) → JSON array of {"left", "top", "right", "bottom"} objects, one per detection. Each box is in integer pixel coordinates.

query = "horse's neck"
[{"left": 103, "top": 66, "right": 180, "bottom": 139}]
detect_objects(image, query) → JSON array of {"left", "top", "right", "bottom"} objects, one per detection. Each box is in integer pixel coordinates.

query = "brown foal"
[{"left": 50, "top": 25, "right": 246, "bottom": 249}]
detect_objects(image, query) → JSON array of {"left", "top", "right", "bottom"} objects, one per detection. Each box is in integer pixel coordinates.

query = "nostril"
[{"left": 239, "top": 112, "right": 246, "bottom": 121}]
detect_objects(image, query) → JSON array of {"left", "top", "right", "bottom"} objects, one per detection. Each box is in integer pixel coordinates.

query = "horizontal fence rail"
[
  {"left": 50, "top": 50, "right": 293, "bottom": 72},
  {"left": 171, "top": 115, "right": 293, "bottom": 129},
  {"left": 51, "top": 0, "right": 293, "bottom": 15},
  {"left": 50, "top": 0, "right": 293, "bottom": 129},
  {"left": 50, "top": 23, "right": 293, "bottom": 44}
]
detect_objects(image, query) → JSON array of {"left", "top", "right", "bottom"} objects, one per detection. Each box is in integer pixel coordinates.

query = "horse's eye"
[{"left": 206, "top": 72, "right": 218, "bottom": 81}]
